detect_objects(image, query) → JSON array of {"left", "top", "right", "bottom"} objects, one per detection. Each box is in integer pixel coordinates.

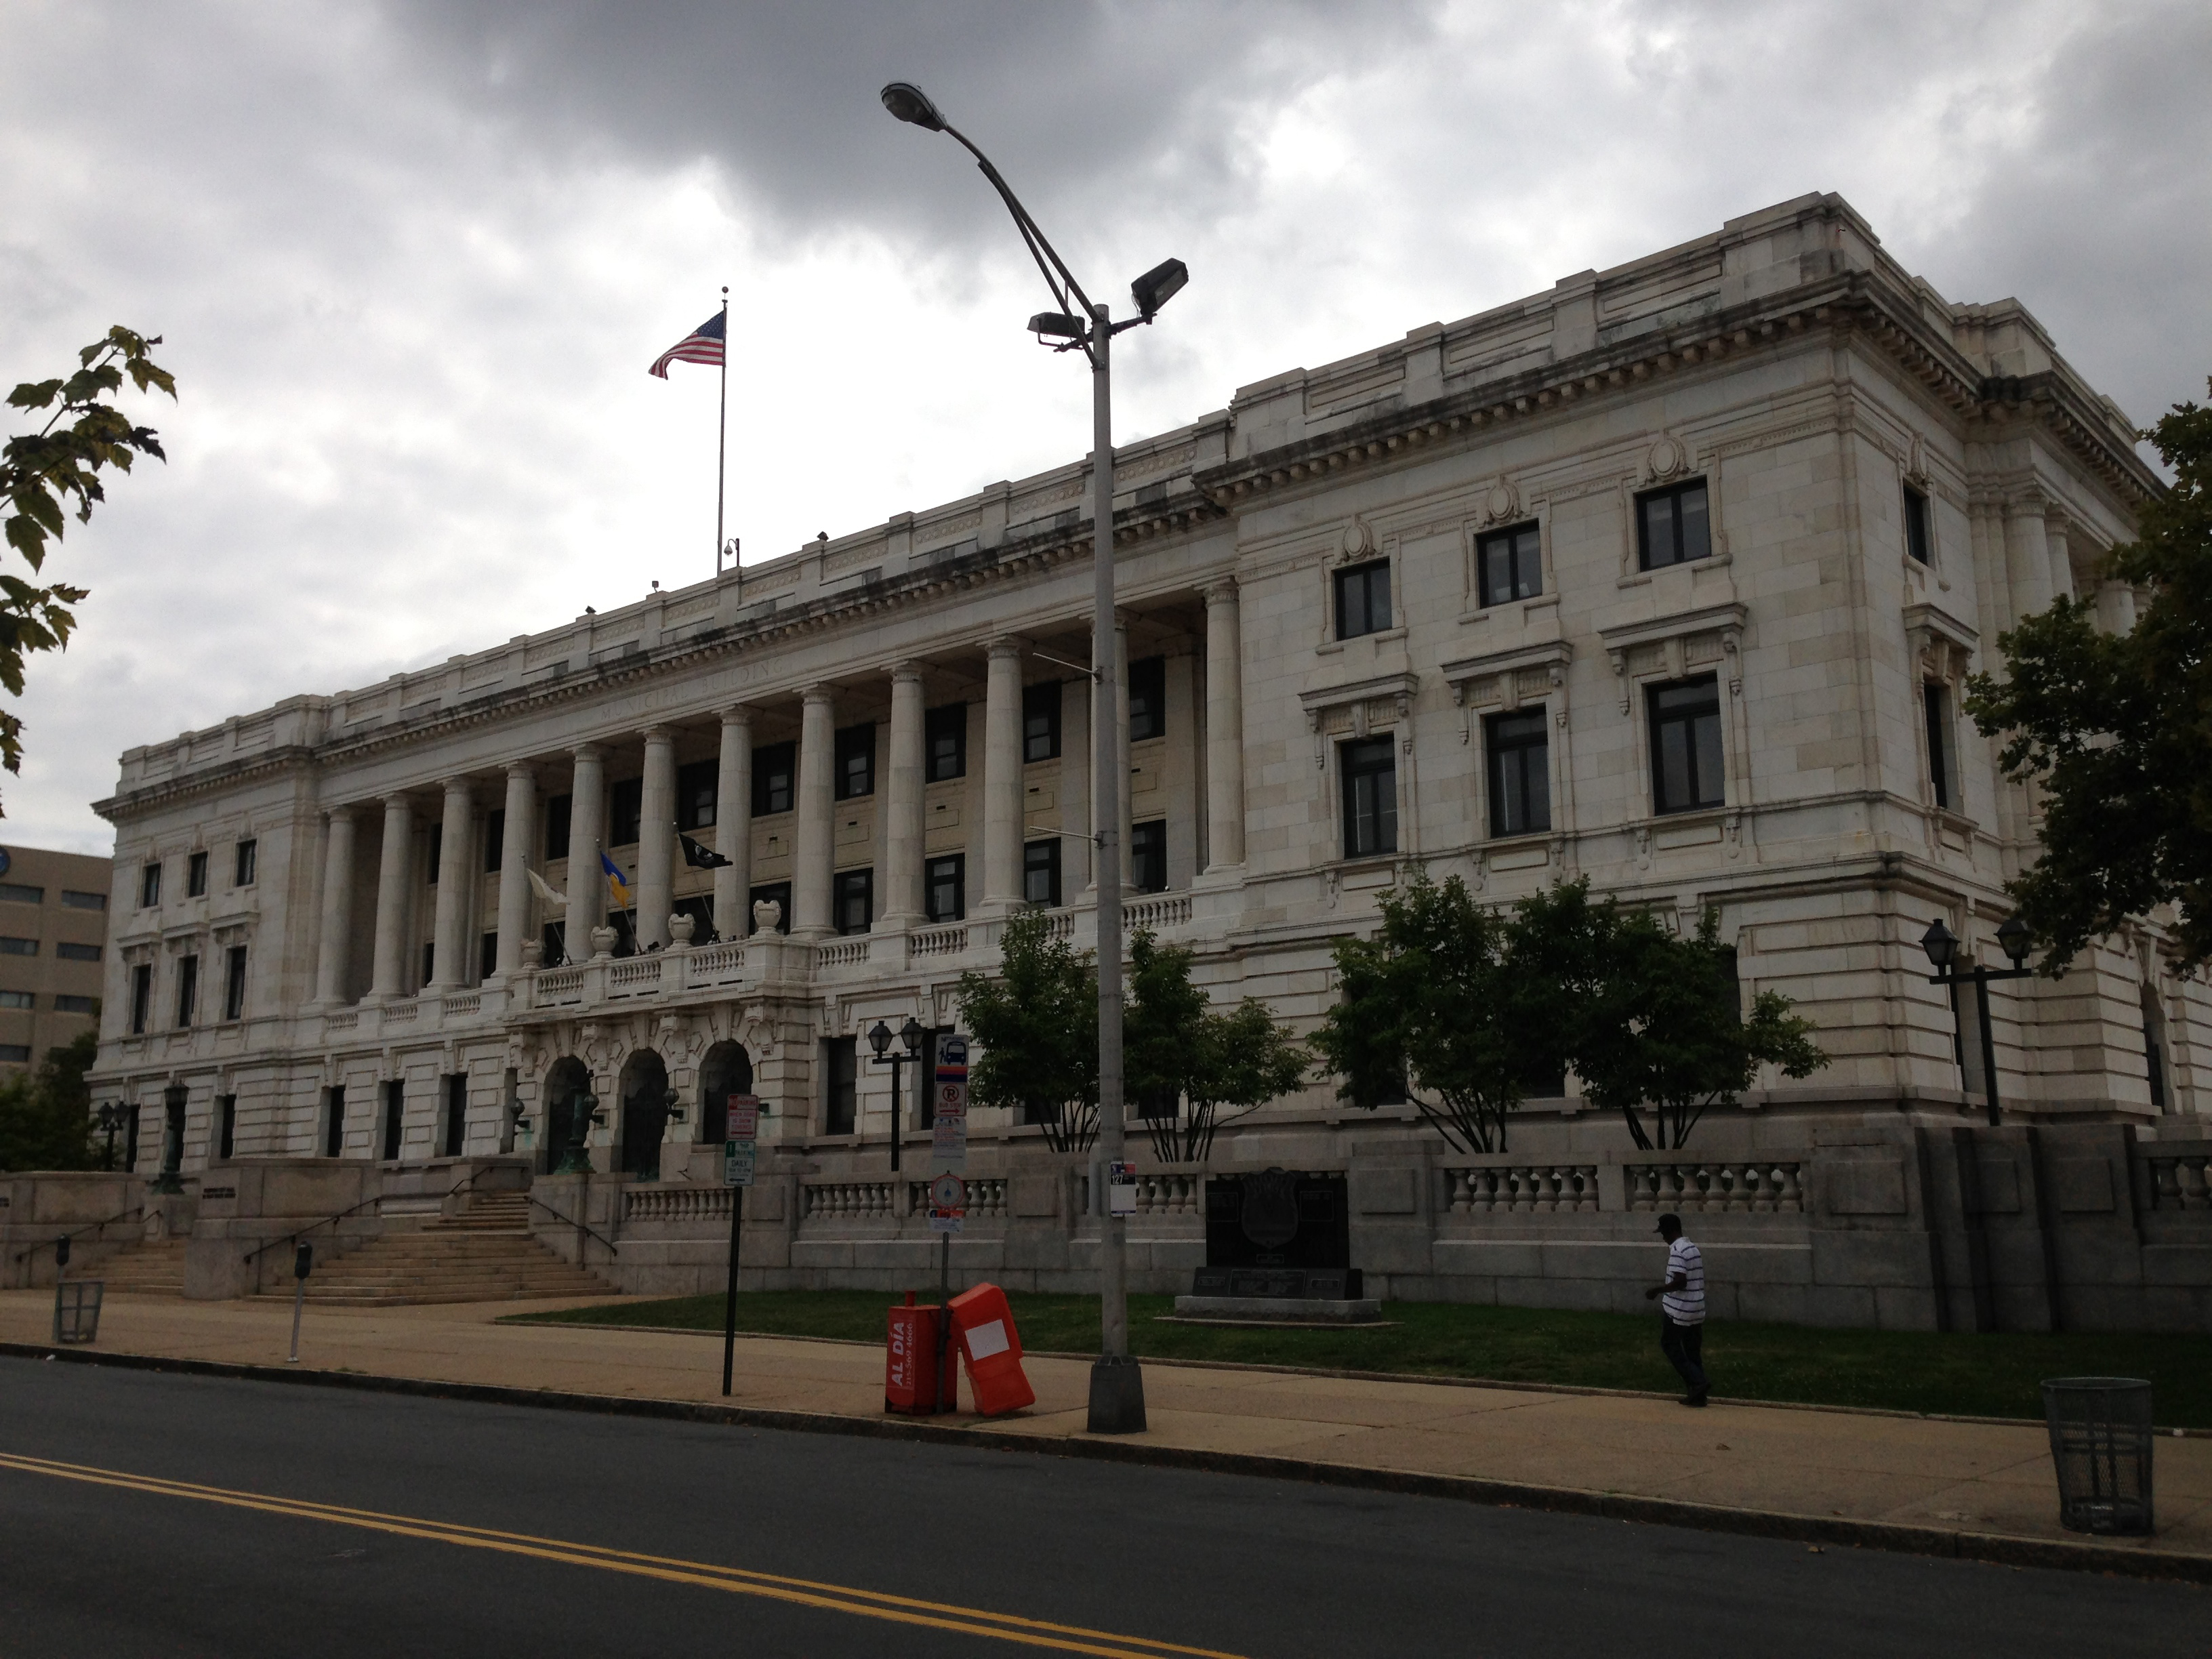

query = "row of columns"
[{"left": 307, "top": 583, "right": 1247, "bottom": 1005}]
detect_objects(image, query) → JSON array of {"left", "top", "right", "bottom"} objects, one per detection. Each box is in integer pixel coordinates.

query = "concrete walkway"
[{"left": 5, "top": 1288, "right": 2205, "bottom": 1567}]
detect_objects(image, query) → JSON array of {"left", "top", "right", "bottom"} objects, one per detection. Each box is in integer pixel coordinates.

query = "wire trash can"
[
  {"left": 2041, "top": 1376, "right": 2154, "bottom": 1536},
  {"left": 52, "top": 1279, "right": 105, "bottom": 1345}
]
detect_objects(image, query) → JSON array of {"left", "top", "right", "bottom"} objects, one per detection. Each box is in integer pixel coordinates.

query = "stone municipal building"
[{"left": 77, "top": 194, "right": 2212, "bottom": 1332}]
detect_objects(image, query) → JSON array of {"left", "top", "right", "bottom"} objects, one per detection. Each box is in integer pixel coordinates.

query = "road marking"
[{"left": 0, "top": 1451, "right": 1243, "bottom": 1659}]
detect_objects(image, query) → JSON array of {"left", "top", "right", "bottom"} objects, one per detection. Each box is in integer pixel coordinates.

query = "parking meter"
[
  {"left": 54, "top": 1235, "right": 70, "bottom": 1270},
  {"left": 295, "top": 1243, "right": 314, "bottom": 1279}
]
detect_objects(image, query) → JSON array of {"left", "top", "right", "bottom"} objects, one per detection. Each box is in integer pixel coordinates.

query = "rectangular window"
[
  {"left": 140, "top": 861, "right": 162, "bottom": 908},
  {"left": 749, "top": 881, "right": 792, "bottom": 934},
  {"left": 223, "top": 945, "right": 248, "bottom": 1021},
  {"left": 54, "top": 994, "right": 96, "bottom": 1015},
  {"left": 1023, "top": 681, "right": 1062, "bottom": 762},
  {"left": 608, "top": 777, "right": 644, "bottom": 846},
  {"left": 421, "top": 941, "right": 436, "bottom": 986},
  {"left": 926, "top": 703, "right": 967, "bottom": 781},
  {"left": 834, "top": 868, "right": 874, "bottom": 935},
  {"left": 1023, "top": 840, "right": 1062, "bottom": 907},
  {"left": 1476, "top": 522, "right": 1543, "bottom": 607},
  {"left": 234, "top": 838, "right": 258, "bottom": 887},
  {"left": 56, "top": 942, "right": 100, "bottom": 962},
  {"left": 176, "top": 954, "right": 199, "bottom": 1028},
  {"left": 443, "top": 1073, "right": 466, "bottom": 1159},
  {"left": 1130, "top": 821, "right": 1168, "bottom": 893},
  {"left": 380, "top": 1080, "right": 405, "bottom": 1162},
  {"left": 1334, "top": 559, "right": 1392, "bottom": 640},
  {"left": 217, "top": 1094, "right": 237, "bottom": 1161},
  {"left": 1648, "top": 676, "right": 1725, "bottom": 814},
  {"left": 62, "top": 889, "right": 106, "bottom": 910},
  {"left": 0, "top": 937, "right": 35, "bottom": 956},
  {"left": 480, "top": 930, "right": 498, "bottom": 980},
  {"left": 752, "top": 741, "right": 796, "bottom": 817},
  {"left": 424, "top": 823, "right": 443, "bottom": 884},
  {"left": 0, "top": 882, "right": 42, "bottom": 904},
  {"left": 544, "top": 794, "right": 572, "bottom": 861},
  {"left": 1486, "top": 710, "right": 1552, "bottom": 837},
  {"left": 1340, "top": 737, "right": 1399, "bottom": 858},
  {"left": 323, "top": 1086, "right": 346, "bottom": 1158},
  {"left": 1637, "top": 479, "right": 1713, "bottom": 571},
  {"left": 824, "top": 1036, "right": 857, "bottom": 1135},
  {"left": 1128, "top": 655, "right": 1167, "bottom": 742},
  {"left": 677, "top": 759, "right": 718, "bottom": 830},
  {"left": 187, "top": 851, "right": 209, "bottom": 898},
  {"left": 0, "top": 1044, "right": 30, "bottom": 1064},
  {"left": 0, "top": 990, "right": 30, "bottom": 1008},
  {"left": 1904, "top": 484, "right": 1932, "bottom": 565},
  {"left": 1925, "top": 682, "right": 1953, "bottom": 811},
  {"left": 834, "top": 723, "right": 876, "bottom": 800},
  {"left": 926, "top": 855, "right": 966, "bottom": 924},
  {"left": 130, "top": 964, "right": 152, "bottom": 1034},
  {"left": 483, "top": 810, "right": 504, "bottom": 873}
]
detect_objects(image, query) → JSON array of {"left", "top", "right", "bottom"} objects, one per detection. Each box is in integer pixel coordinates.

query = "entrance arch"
[
  {"left": 697, "top": 1042, "right": 754, "bottom": 1145},
  {"left": 541, "top": 1057, "right": 591, "bottom": 1174},
  {"left": 618, "top": 1048, "right": 671, "bottom": 1181}
]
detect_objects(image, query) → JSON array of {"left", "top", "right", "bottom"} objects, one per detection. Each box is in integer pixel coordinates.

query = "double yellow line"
[{"left": 0, "top": 1451, "right": 1244, "bottom": 1658}]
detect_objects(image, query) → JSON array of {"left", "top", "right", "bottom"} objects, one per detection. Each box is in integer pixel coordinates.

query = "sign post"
[
  {"left": 929, "top": 1038, "right": 968, "bottom": 1411},
  {"left": 721, "top": 1094, "right": 760, "bottom": 1397}
]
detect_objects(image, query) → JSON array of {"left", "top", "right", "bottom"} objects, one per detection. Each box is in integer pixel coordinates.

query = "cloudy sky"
[{"left": 3, "top": 0, "right": 2207, "bottom": 854}]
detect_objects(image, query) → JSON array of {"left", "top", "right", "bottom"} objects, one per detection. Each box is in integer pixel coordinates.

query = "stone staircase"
[
  {"left": 255, "top": 1190, "right": 615, "bottom": 1307},
  {"left": 85, "top": 1237, "right": 188, "bottom": 1295}
]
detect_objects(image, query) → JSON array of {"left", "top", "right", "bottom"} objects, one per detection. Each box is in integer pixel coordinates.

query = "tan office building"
[{"left": 0, "top": 842, "right": 113, "bottom": 1072}]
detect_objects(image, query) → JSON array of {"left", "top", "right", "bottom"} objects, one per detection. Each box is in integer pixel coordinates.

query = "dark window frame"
[
  {"left": 55, "top": 941, "right": 100, "bottom": 962},
  {"left": 175, "top": 953, "right": 199, "bottom": 1029},
  {"left": 1475, "top": 521, "right": 1544, "bottom": 608},
  {"left": 676, "top": 759, "right": 718, "bottom": 831},
  {"left": 1635, "top": 478, "right": 1713, "bottom": 571},
  {"left": 823, "top": 1036, "right": 858, "bottom": 1136},
  {"left": 1023, "top": 681, "right": 1063, "bottom": 763},
  {"left": 833, "top": 868, "right": 874, "bottom": 936},
  {"left": 1023, "top": 839, "right": 1063, "bottom": 908},
  {"left": 1127, "top": 655, "right": 1168, "bottom": 743},
  {"left": 1334, "top": 558, "right": 1393, "bottom": 640},
  {"left": 834, "top": 722, "right": 876, "bottom": 801},
  {"left": 140, "top": 862, "right": 161, "bottom": 909},
  {"left": 1340, "top": 737, "right": 1399, "bottom": 859},
  {"left": 54, "top": 993, "right": 98, "bottom": 1015},
  {"left": 216, "top": 1094, "right": 237, "bottom": 1162},
  {"left": 925, "top": 703, "right": 968, "bottom": 782},
  {"left": 752, "top": 741, "right": 796, "bottom": 817},
  {"left": 222, "top": 945, "right": 248, "bottom": 1022},
  {"left": 323, "top": 1086, "right": 346, "bottom": 1158},
  {"left": 925, "top": 854, "right": 966, "bottom": 924},
  {"left": 1130, "top": 821, "right": 1168, "bottom": 894},
  {"left": 234, "top": 838, "right": 258, "bottom": 888},
  {"left": 607, "top": 777, "right": 644, "bottom": 846},
  {"left": 186, "top": 851, "right": 209, "bottom": 899},
  {"left": 129, "top": 963, "right": 152, "bottom": 1034},
  {"left": 1925, "top": 682, "right": 1954, "bottom": 811},
  {"left": 480, "top": 930, "right": 499, "bottom": 981},
  {"left": 483, "top": 810, "right": 505, "bottom": 873},
  {"left": 1904, "top": 483, "right": 1932, "bottom": 565},
  {"left": 1647, "top": 675, "right": 1725, "bottom": 815},
  {"left": 62, "top": 889, "right": 107, "bottom": 911},
  {"left": 1485, "top": 709, "right": 1552, "bottom": 838}
]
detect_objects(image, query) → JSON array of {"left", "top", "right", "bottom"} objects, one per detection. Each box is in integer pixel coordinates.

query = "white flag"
[{"left": 526, "top": 867, "right": 567, "bottom": 909}]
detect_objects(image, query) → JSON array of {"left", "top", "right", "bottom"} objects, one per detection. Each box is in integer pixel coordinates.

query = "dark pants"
[{"left": 1660, "top": 1317, "right": 1708, "bottom": 1396}]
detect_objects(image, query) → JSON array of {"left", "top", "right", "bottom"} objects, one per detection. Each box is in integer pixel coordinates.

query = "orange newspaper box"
[
  {"left": 885, "top": 1294, "right": 947, "bottom": 1414},
  {"left": 947, "top": 1283, "right": 1036, "bottom": 1416}
]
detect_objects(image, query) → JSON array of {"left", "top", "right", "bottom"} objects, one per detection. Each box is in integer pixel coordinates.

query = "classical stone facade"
[{"left": 82, "top": 194, "right": 2212, "bottom": 1328}]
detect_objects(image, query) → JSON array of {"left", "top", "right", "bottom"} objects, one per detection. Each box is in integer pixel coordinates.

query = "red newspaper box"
[
  {"left": 947, "top": 1282, "right": 1036, "bottom": 1416},
  {"left": 885, "top": 1294, "right": 946, "bottom": 1414}
]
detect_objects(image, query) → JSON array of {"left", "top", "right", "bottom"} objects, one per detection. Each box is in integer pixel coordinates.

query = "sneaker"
[{"left": 1683, "top": 1391, "right": 1709, "bottom": 1408}]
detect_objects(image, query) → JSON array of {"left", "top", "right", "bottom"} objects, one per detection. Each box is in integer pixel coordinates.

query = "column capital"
[
  {"left": 381, "top": 792, "right": 414, "bottom": 813},
  {"left": 719, "top": 704, "right": 754, "bottom": 729},
  {"left": 890, "top": 660, "right": 927, "bottom": 686},
  {"left": 640, "top": 724, "right": 676, "bottom": 744},
  {"left": 325, "top": 802, "right": 359, "bottom": 824},
  {"left": 1200, "top": 576, "right": 1241, "bottom": 607},
  {"left": 801, "top": 682, "right": 836, "bottom": 708},
  {"left": 439, "top": 775, "right": 474, "bottom": 799},
  {"left": 505, "top": 760, "right": 536, "bottom": 781},
  {"left": 985, "top": 634, "right": 1029, "bottom": 663},
  {"left": 571, "top": 741, "right": 604, "bottom": 764}
]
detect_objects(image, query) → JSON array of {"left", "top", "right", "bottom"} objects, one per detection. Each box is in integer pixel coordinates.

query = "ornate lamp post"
[
  {"left": 1921, "top": 915, "right": 2039, "bottom": 1126},
  {"left": 553, "top": 1086, "right": 605, "bottom": 1176},
  {"left": 94, "top": 1102, "right": 125, "bottom": 1172},
  {"left": 868, "top": 1016, "right": 928, "bottom": 1172}
]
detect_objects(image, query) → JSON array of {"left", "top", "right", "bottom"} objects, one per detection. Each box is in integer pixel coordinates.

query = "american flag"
[{"left": 649, "top": 309, "right": 726, "bottom": 378}]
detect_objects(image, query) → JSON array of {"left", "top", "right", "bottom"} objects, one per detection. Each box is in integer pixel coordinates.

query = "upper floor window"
[
  {"left": 823, "top": 1035, "right": 857, "bottom": 1136},
  {"left": 0, "top": 937, "right": 36, "bottom": 957},
  {"left": 926, "top": 854, "right": 966, "bottom": 923},
  {"left": 1904, "top": 484, "right": 1932, "bottom": 565},
  {"left": 1128, "top": 655, "right": 1167, "bottom": 742},
  {"left": 175, "top": 953, "right": 200, "bottom": 1028},
  {"left": 752, "top": 741, "right": 796, "bottom": 817},
  {"left": 609, "top": 777, "right": 644, "bottom": 846},
  {"left": 1023, "top": 840, "right": 1062, "bottom": 907},
  {"left": 54, "top": 994, "right": 96, "bottom": 1015},
  {"left": 140, "top": 862, "right": 162, "bottom": 909},
  {"left": 186, "top": 851, "right": 209, "bottom": 898},
  {"left": 0, "top": 882, "right": 40, "bottom": 905},
  {"left": 62, "top": 889, "right": 106, "bottom": 911},
  {"left": 926, "top": 703, "right": 967, "bottom": 781},
  {"left": 835, "top": 723, "right": 876, "bottom": 800},
  {"left": 834, "top": 868, "right": 873, "bottom": 935},
  {"left": 1130, "top": 821, "right": 1168, "bottom": 893},
  {"left": 0, "top": 990, "right": 31, "bottom": 1008},
  {"left": 483, "top": 809, "right": 505, "bottom": 873},
  {"left": 1486, "top": 711, "right": 1551, "bottom": 838},
  {"left": 56, "top": 942, "right": 100, "bottom": 962},
  {"left": 677, "top": 759, "right": 718, "bottom": 830},
  {"left": 129, "top": 963, "right": 152, "bottom": 1034},
  {"left": 544, "top": 794, "right": 572, "bottom": 861},
  {"left": 223, "top": 945, "right": 248, "bottom": 1021},
  {"left": 1340, "top": 737, "right": 1398, "bottom": 858},
  {"left": 234, "top": 838, "right": 258, "bottom": 887},
  {"left": 424, "top": 823, "right": 443, "bottom": 884},
  {"left": 1925, "top": 683, "right": 1954, "bottom": 810},
  {"left": 1477, "top": 523, "right": 1542, "bottom": 607},
  {"left": 1023, "top": 681, "right": 1061, "bottom": 763},
  {"left": 1648, "top": 676, "right": 1724, "bottom": 814},
  {"left": 1637, "top": 479, "right": 1711, "bottom": 571},
  {"left": 1334, "top": 559, "right": 1392, "bottom": 640}
]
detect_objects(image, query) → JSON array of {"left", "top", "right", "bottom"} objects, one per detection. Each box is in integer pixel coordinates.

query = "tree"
[
  {"left": 1126, "top": 929, "right": 1307, "bottom": 1164},
  {"left": 955, "top": 909, "right": 1098, "bottom": 1153},
  {"left": 1312, "top": 874, "right": 1538, "bottom": 1154},
  {"left": 1965, "top": 386, "right": 2212, "bottom": 972},
  {"left": 1515, "top": 880, "right": 1826, "bottom": 1151},
  {"left": 0, "top": 1029, "right": 100, "bottom": 1172},
  {"left": 1, "top": 327, "right": 175, "bottom": 790}
]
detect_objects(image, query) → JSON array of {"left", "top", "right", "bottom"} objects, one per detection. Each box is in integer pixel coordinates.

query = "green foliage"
[
  {"left": 0, "top": 1028, "right": 100, "bottom": 1172},
  {"left": 1312, "top": 874, "right": 1536, "bottom": 1153},
  {"left": 1965, "top": 386, "right": 2212, "bottom": 972},
  {"left": 1, "top": 327, "right": 174, "bottom": 789},
  {"left": 955, "top": 909, "right": 1098, "bottom": 1152},
  {"left": 1126, "top": 928, "right": 1306, "bottom": 1163}
]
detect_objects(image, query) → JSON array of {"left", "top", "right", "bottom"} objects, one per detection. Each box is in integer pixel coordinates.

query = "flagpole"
[{"left": 715, "top": 286, "right": 730, "bottom": 579}]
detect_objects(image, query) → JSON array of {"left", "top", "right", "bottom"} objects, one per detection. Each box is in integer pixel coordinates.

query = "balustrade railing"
[
  {"left": 2144, "top": 1149, "right": 2212, "bottom": 1211},
  {"left": 608, "top": 956, "right": 665, "bottom": 994},
  {"left": 442, "top": 992, "right": 482, "bottom": 1017},
  {"left": 1624, "top": 1160, "right": 1803, "bottom": 1214},
  {"left": 1132, "top": 1172, "right": 1199, "bottom": 1214},
  {"left": 689, "top": 942, "right": 745, "bottom": 982},
  {"left": 383, "top": 999, "right": 419, "bottom": 1024},
  {"left": 536, "top": 966, "right": 587, "bottom": 1002},
  {"left": 905, "top": 1176, "right": 1008, "bottom": 1218},
  {"left": 1124, "top": 894, "right": 1193, "bottom": 930},
  {"left": 911, "top": 924, "right": 968, "bottom": 958},
  {"left": 818, "top": 939, "right": 872, "bottom": 970},
  {"left": 624, "top": 1186, "right": 734, "bottom": 1224},
  {"left": 1446, "top": 1165, "right": 1600, "bottom": 1214},
  {"left": 804, "top": 1180, "right": 897, "bottom": 1221},
  {"left": 326, "top": 1010, "right": 360, "bottom": 1031}
]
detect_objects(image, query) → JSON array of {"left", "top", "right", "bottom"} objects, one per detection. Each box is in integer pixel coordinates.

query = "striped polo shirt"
[{"left": 1662, "top": 1236, "right": 1706, "bottom": 1324}]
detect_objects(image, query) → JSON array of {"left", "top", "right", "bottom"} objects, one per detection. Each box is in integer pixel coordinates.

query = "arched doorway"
[
  {"left": 697, "top": 1042, "right": 754, "bottom": 1145},
  {"left": 541, "top": 1057, "right": 591, "bottom": 1174},
  {"left": 618, "top": 1048, "right": 670, "bottom": 1181}
]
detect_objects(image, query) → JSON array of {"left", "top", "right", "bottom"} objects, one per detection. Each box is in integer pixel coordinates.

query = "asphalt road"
[{"left": 0, "top": 1357, "right": 2199, "bottom": 1658}]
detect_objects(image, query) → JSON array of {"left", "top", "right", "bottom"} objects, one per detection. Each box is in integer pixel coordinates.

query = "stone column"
[
  {"left": 493, "top": 763, "right": 535, "bottom": 976},
  {"left": 794, "top": 686, "right": 836, "bottom": 937},
  {"left": 565, "top": 743, "right": 606, "bottom": 960},
  {"left": 714, "top": 708, "right": 752, "bottom": 937},
  {"left": 368, "top": 794, "right": 415, "bottom": 1001},
  {"left": 312, "top": 806, "right": 358, "bottom": 1006},
  {"left": 1202, "top": 579, "right": 1247, "bottom": 872},
  {"left": 2003, "top": 491, "right": 2053, "bottom": 624},
  {"left": 981, "top": 637, "right": 1026, "bottom": 913},
  {"left": 882, "top": 663, "right": 926, "bottom": 928},
  {"left": 2046, "top": 512, "right": 2076, "bottom": 604},
  {"left": 636, "top": 726, "right": 676, "bottom": 949},
  {"left": 2096, "top": 579, "right": 2137, "bottom": 635},
  {"left": 428, "top": 778, "right": 474, "bottom": 987}
]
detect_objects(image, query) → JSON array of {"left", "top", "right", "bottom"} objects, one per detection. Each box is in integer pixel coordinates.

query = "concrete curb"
[{"left": 7, "top": 1340, "right": 2205, "bottom": 1585}]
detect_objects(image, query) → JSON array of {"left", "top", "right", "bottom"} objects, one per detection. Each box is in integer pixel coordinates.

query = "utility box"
[{"left": 948, "top": 1283, "right": 1035, "bottom": 1417}]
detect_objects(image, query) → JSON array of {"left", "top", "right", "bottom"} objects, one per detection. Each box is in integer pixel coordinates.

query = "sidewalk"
[{"left": 5, "top": 1288, "right": 2205, "bottom": 1572}]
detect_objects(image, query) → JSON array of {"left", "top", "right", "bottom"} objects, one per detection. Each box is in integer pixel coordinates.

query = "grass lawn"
[{"left": 505, "top": 1290, "right": 2212, "bottom": 1427}]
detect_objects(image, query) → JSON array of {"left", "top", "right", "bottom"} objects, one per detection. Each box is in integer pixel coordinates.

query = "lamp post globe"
[
  {"left": 867, "top": 1019, "right": 893, "bottom": 1059},
  {"left": 900, "top": 1015, "right": 927, "bottom": 1055},
  {"left": 1920, "top": 918, "right": 1958, "bottom": 971},
  {"left": 1997, "top": 913, "right": 2034, "bottom": 967}
]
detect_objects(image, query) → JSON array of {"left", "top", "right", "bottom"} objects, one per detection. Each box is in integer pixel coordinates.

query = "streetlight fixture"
[
  {"left": 868, "top": 1015, "right": 929, "bottom": 1173},
  {"left": 884, "top": 79, "right": 1185, "bottom": 1434},
  {"left": 94, "top": 1102, "right": 125, "bottom": 1172},
  {"left": 1921, "top": 915, "right": 2040, "bottom": 1126}
]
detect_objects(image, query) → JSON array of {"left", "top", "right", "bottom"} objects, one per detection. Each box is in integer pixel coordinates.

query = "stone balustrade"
[
  {"left": 1446, "top": 1164, "right": 1601, "bottom": 1214},
  {"left": 1624, "top": 1160, "right": 1805, "bottom": 1214},
  {"left": 2144, "top": 1145, "right": 2212, "bottom": 1210},
  {"left": 624, "top": 1185, "right": 734, "bottom": 1224},
  {"left": 803, "top": 1180, "right": 898, "bottom": 1221}
]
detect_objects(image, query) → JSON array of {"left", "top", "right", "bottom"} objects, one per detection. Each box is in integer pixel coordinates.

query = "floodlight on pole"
[
  {"left": 1130, "top": 258, "right": 1189, "bottom": 320},
  {"left": 880, "top": 82, "right": 946, "bottom": 130}
]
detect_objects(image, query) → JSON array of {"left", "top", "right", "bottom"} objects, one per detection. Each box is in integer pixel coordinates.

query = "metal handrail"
[
  {"left": 10, "top": 1204, "right": 144, "bottom": 1265},
  {"left": 241, "top": 1193, "right": 384, "bottom": 1263},
  {"left": 524, "top": 1191, "right": 619, "bottom": 1259}
]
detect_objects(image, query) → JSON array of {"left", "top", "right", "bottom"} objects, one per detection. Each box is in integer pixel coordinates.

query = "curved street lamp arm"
[{"left": 938, "top": 121, "right": 1098, "bottom": 327}]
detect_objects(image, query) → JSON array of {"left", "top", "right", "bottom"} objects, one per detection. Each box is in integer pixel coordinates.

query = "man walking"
[{"left": 1644, "top": 1212, "right": 1708, "bottom": 1406}]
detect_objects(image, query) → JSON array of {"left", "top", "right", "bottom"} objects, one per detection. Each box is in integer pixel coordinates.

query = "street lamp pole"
[
  {"left": 869, "top": 1017, "right": 928, "bottom": 1174},
  {"left": 882, "top": 81, "right": 1185, "bottom": 1433},
  {"left": 1921, "top": 915, "right": 2039, "bottom": 1127}
]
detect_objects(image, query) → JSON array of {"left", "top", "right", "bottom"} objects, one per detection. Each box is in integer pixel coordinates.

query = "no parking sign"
[{"left": 932, "top": 1037, "right": 968, "bottom": 1170}]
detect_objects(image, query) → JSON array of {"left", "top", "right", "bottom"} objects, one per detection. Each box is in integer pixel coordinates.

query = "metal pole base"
[{"left": 1086, "top": 1354, "right": 1147, "bottom": 1435}]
